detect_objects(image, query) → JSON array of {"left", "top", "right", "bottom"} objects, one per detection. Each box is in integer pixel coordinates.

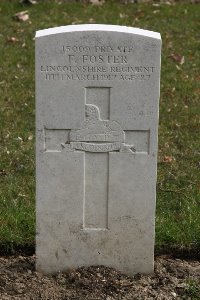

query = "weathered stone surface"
[{"left": 36, "top": 24, "right": 161, "bottom": 275}]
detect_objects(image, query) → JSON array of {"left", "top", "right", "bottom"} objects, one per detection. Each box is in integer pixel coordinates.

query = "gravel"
[{"left": 0, "top": 255, "right": 200, "bottom": 299}]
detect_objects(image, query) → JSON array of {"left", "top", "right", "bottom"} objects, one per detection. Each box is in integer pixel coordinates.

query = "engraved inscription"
[
  {"left": 42, "top": 66, "right": 154, "bottom": 81},
  {"left": 40, "top": 43, "right": 155, "bottom": 81},
  {"left": 70, "top": 132, "right": 123, "bottom": 142},
  {"left": 72, "top": 142, "right": 121, "bottom": 152},
  {"left": 62, "top": 45, "right": 135, "bottom": 53}
]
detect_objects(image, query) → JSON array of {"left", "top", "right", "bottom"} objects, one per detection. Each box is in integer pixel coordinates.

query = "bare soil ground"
[{"left": 0, "top": 255, "right": 199, "bottom": 299}]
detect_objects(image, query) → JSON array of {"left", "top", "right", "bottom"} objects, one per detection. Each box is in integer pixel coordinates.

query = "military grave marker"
[{"left": 36, "top": 24, "right": 161, "bottom": 274}]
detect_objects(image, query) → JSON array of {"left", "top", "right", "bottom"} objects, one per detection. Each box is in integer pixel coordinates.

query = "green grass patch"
[
  {"left": 0, "top": 0, "right": 200, "bottom": 254},
  {"left": 183, "top": 279, "right": 200, "bottom": 299}
]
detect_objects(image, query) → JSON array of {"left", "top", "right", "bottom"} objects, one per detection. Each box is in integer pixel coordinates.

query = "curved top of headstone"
[{"left": 35, "top": 24, "right": 161, "bottom": 40}]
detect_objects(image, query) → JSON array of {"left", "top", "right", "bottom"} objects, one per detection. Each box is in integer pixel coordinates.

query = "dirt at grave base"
[{"left": 0, "top": 255, "right": 199, "bottom": 300}]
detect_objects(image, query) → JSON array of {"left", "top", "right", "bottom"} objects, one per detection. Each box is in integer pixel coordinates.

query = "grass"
[
  {"left": 183, "top": 279, "right": 200, "bottom": 299},
  {"left": 0, "top": 0, "right": 200, "bottom": 255}
]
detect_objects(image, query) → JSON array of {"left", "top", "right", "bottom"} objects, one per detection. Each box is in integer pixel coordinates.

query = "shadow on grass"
[
  {"left": 155, "top": 244, "right": 200, "bottom": 261},
  {"left": 1, "top": 242, "right": 200, "bottom": 261},
  {"left": 0, "top": 242, "right": 35, "bottom": 256}
]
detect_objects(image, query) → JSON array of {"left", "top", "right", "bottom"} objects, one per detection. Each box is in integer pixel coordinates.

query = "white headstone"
[{"left": 36, "top": 24, "right": 161, "bottom": 275}]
